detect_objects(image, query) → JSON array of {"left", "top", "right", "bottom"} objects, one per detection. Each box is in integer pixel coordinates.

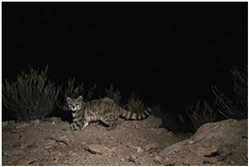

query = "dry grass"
[{"left": 2, "top": 66, "right": 60, "bottom": 121}]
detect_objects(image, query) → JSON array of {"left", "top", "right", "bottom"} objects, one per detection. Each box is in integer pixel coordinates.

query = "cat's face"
[{"left": 67, "top": 96, "right": 83, "bottom": 112}]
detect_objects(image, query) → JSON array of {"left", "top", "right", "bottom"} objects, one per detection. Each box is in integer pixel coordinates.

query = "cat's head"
[{"left": 67, "top": 96, "right": 83, "bottom": 112}]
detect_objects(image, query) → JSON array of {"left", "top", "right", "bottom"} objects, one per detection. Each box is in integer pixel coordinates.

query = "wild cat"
[{"left": 67, "top": 96, "right": 152, "bottom": 130}]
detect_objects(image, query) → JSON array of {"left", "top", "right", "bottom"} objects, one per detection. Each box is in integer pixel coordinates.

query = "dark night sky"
[{"left": 2, "top": 2, "right": 248, "bottom": 113}]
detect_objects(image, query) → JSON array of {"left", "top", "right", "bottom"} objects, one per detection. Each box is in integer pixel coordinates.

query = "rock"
[
  {"left": 158, "top": 119, "right": 248, "bottom": 165},
  {"left": 127, "top": 155, "right": 141, "bottom": 165},
  {"left": 15, "top": 122, "right": 30, "bottom": 129},
  {"left": 144, "top": 143, "right": 158, "bottom": 151},
  {"left": 203, "top": 156, "right": 217, "bottom": 164},
  {"left": 128, "top": 155, "right": 136, "bottom": 163},
  {"left": 136, "top": 146, "right": 143, "bottom": 153},
  {"left": 42, "top": 139, "right": 58, "bottom": 150},
  {"left": 135, "top": 124, "right": 142, "bottom": 129},
  {"left": 154, "top": 155, "right": 163, "bottom": 164},
  {"left": 2, "top": 151, "right": 12, "bottom": 157},
  {"left": 10, "top": 129, "right": 22, "bottom": 134},
  {"left": 84, "top": 144, "right": 111, "bottom": 155},
  {"left": 3, "top": 148, "right": 25, "bottom": 156},
  {"left": 30, "top": 119, "right": 40, "bottom": 126},
  {"left": 56, "top": 135, "right": 71, "bottom": 146},
  {"left": 129, "top": 144, "right": 143, "bottom": 153},
  {"left": 108, "top": 136, "right": 114, "bottom": 140}
]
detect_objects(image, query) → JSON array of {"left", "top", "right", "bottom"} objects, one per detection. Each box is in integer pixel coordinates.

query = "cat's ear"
[
  {"left": 82, "top": 101, "right": 86, "bottom": 107},
  {"left": 67, "top": 97, "right": 72, "bottom": 102},
  {"left": 77, "top": 96, "right": 83, "bottom": 101}
]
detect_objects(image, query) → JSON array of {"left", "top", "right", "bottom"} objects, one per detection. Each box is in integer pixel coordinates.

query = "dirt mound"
[
  {"left": 157, "top": 119, "right": 248, "bottom": 165},
  {"left": 2, "top": 117, "right": 247, "bottom": 165}
]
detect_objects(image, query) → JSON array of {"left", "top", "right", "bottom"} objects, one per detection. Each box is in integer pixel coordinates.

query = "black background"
[{"left": 2, "top": 2, "right": 248, "bottom": 115}]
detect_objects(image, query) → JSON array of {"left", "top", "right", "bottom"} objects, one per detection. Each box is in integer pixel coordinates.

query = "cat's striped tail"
[{"left": 121, "top": 107, "right": 152, "bottom": 120}]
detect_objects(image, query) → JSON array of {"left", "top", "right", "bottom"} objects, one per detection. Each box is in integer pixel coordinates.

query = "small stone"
[
  {"left": 10, "top": 129, "right": 21, "bottom": 134},
  {"left": 108, "top": 136, "right": 114, "bottom": 140},
  {"left": 154, "top": 155, "right": 162, "bottom": 164},
  {"left": 172, "top": 145, "right": 180, "bottom": 153},
  {"left": 136, "top": 146, "right": 143, "bottom": 153},
  {"left": 145, "top": 143, "right": 158, "bottom": 151},
  {"left": 2, "top": 152, "right": 11, "bottom": 157},
  {"left": 63, "top": 160, "right": 68, "bottom": 164},
  {"left": 203, "top": 157, "right": 217, "bottom": 164},
  {"left": 6, "top": 148, "right": 25, "bottom": 156},
  {"left": 58, "top": 135, "right": 70, "bottom": 145},
  {"left": 30, "top": 119, "right": 40, "bottom": 126},
  {"left": 70, "top": 152, "right": 77, "bottom": 157},
  {"left": 135, "top": 124, "right": 142, "bottom": 129},
  {"left": 42, "top": 139, "right": 57, "bottom": 150},
  {"left": 84, "top": 144, "right": 111, "bottom": 155},
  {"left": 128, "top": 155, "right": 136, "bottom": 163},
  {"left": 15, "top": 122, "right": 29, "bottom": 129},
  {"left": 188, "top": 140, "right": 195, "bottom": 144}
]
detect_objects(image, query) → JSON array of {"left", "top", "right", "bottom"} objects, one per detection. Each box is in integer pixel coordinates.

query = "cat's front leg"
[
  {"left": 70, "top": 122, "right": 77, "bottom": 130},
  {"left": 71, "top": 121, "right": 81, "bottom": 131},
  {"left": 81, "top": 121, "right": 89, "bottom": 130}
]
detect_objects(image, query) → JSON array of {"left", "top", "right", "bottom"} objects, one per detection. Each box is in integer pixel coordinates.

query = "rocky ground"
[{"left": 2, "top": 116, "right": 248, "bottom": 166}]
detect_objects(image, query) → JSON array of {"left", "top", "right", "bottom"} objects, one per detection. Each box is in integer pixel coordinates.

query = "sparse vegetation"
[
  {"left": 126, "top": 94, "right": 146, "bottom": 113},
  {"left": 179, "top": 100, "right": 216, "bottom": 132},
  {"left": 151, "top": 105, "right": 163, "bottom": 118},
  {"left": 178, "top": 64, "right": 247, "bottom": 132},
  {"left": 103, "top": 83, "right": 121, "bottom": 105},
  {"left": 2, "top": 66, "right": 60, "bottom": 121},
  {"left": 213, "top": 65, "right": 247, "bottom": 120},
  {"left": 189, "top": 101, "right": 216, "bottom": 130}
]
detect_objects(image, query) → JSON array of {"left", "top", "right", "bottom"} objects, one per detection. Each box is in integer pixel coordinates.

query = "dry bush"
[
  {"left": 126, "top": 94, "right": 145, "bottom": 113},
  {"left": 188, "top": 100, "right": 216, "bottom": 130},
  {"left": 213, "top": 65, "right": 247, "bottom": 120},
  {"left": 2, "top": 66, "right": 60, "bottom": 121},
  {"left": 103, "top": 83, "right": 121, "bottom": 105},
  {"left": 179, "top": 100, "right": 216, "bottom": 132},
  {"left": 151, "top": 105, "right": 163, "bottom": 118}
]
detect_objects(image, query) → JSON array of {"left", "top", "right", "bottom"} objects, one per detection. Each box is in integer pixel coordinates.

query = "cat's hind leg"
[{"left": 100, "top": 110, "right": 118, "bottom": 130}]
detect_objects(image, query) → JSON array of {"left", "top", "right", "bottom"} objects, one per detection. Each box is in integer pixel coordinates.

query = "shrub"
[
  {"left": 103, "top": 83, "right": 121, "bottom": 105},
  {"left": 2, "top": 66, "right": 60, "bottom": 121},
  {"left": 58, "top": 78, "right": 96, "bottom": 111},
  {"left": 213, "top": 65, "right": 247, "bottom": 120},
  {"left": 179, "top": 100, "right": 216, "bottom": 132},
  {"left": 151, "top": 105, "right": 163, "bottom": 118},
  {"left": 126, "top": 94, "right": 145, "bottom": 113}
]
